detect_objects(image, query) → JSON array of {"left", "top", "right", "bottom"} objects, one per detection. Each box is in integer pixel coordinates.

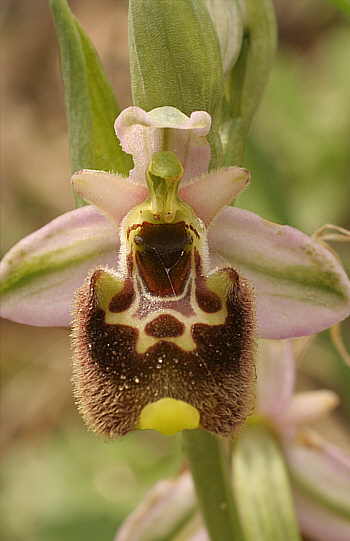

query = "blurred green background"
[{"left": 1, "top": 1, "right": 349, "bottom": 540}]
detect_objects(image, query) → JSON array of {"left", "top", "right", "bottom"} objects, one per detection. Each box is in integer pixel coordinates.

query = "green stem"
[{"left": 181, "top": 429, "right": 245, "bottom": 541}]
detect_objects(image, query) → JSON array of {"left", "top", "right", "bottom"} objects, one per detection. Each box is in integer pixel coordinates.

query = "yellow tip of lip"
[{"left": 137, "top": 398, "right": 200, "bottom": 436}]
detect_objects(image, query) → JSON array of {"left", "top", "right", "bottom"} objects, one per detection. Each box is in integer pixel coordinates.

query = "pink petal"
[
  {"left": 115, "top": 106, "right": 212, "bottom": 185},
  {"left": 187, "top": 529, "right": 209, "bottom": 541},
  {"left": 293, "top": 487, "right": 350, "bottom": 541},
  {"left": 179, "top": 167, "right": 249, "bottom": 225},
  {"left": 285, "top": 390, "right": 339, "bottom": 429},
  {"left": 115, "top": 473, "right": 197, "bottom": 541},
  {"left": 0, "top": 206, "right": 119, "bottom": 326},
  {"left": 72, "top": 169, "right": 149, "bottom": 224},
  {"left": 256, "top": 340, "right": 295, "bottom": 422},
  {"left": 286, "top": 434, "right": 350, "bottom": 541},
  {"left": 208, "top": 207, "right": 350, "bottom": 339}
]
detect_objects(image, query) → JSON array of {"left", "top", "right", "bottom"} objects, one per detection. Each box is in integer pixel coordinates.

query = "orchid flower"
[
  {"left": 1, "top": 106, "right": 350, "bottom": 441},
  {"left": 115, "top": 339, "right": 350, "bottom": 541}
]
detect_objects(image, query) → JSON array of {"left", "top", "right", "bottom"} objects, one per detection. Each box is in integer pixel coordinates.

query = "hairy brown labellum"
[{"left": 72, "top": 152, "right": 256, "bottom": 438}]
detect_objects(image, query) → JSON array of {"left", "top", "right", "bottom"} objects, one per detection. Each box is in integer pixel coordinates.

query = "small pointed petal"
[
  {"left": 256, "top": 340, "right": 295, "bottom": 422},
  {"left": 208, "top": 207, "right": 350, "bottom": 339},
  {"left": 286, "top": 434, "right": 350, "bottom": 541},
  {"left": 72, "top": 169, "right": 149, "bottom": 224},
  {"left": 179, "top": 167, "right": 249, "bottom": 225},
  {"left": 285, "top": 390, "right": 340, "bottom": 429},
  {"left": 114, "top": 106, "right": 212, "bottom": 185},
  {"left": 0, "top": 206, "right": 118, "bottom": 326}
]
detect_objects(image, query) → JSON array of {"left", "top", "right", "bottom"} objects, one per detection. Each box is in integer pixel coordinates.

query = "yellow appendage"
[{"left": 137, "top": 398, "right": 200, "bottom": 436}]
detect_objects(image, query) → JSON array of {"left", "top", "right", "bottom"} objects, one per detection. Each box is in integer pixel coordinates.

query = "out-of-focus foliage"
[
  {"left": 240, "top": 26, "right": 350, "bottom": 237},
  {"left": 1, "top": 1, "right": 349, "bottom": 540}
]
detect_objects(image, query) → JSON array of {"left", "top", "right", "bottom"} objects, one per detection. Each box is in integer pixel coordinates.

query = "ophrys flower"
[{"left": 1, "top": 106, "right": 350, "bottom": 438}]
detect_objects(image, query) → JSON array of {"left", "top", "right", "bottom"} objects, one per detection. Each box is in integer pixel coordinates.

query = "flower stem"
[{"left": 181, "top": 429, "right": 245, "bottom": 541}]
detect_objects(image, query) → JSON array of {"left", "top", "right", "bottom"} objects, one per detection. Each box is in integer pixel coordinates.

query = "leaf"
[
  {"left": 232, "top": 426, "right": 301, "bottom": 541},
  {"left": 49, "top": 0, "right": 132, "bottom": 181}
]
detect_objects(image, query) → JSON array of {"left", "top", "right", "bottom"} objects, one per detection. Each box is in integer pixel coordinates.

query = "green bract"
[
  {"left": 128, "top": 0, "right": 225, "bottom": 170},
  {"left": 50, "top": 0, "right": 132, "bottom": 181},
  {"left": 204, "top": 0, "right": 244, "bottom": 77},
  {"left": 222, "top": 0, "right": 277, "bottom": 166}
]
